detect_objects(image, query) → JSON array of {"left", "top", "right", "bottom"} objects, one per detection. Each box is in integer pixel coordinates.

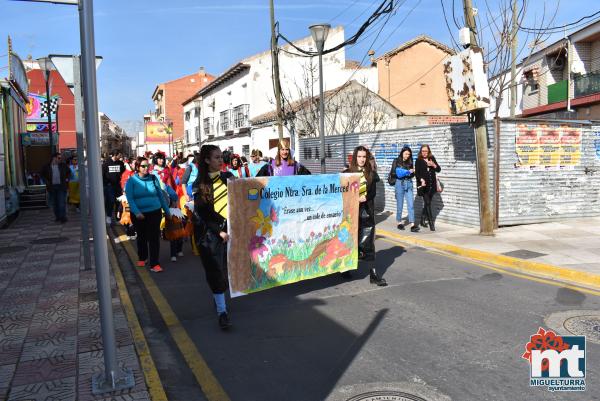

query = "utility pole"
[
  {"left": 270, "top": 0, "right": 284, "bottom": 141},
  {"left": 509, "top": 0, "right": 518, "bottom": 117},
  {"left": 463, "top": 0, "right": 494, "bottom": 235}
]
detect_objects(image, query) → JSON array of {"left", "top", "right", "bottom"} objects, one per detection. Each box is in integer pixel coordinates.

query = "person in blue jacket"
[
  {"left": 389, "top": 146, "right": 419, "bottom": 233},
  {"left": 126, "top": 156, "right": 171, "bottom": 273}
]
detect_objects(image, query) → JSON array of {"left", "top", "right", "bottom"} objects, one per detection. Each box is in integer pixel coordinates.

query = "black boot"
[
  {"left": 426, "top": 204, "right": 435, "bottom": 231},
  {"left": 420, "top": 207, "right": 428, "bottom": 227},
  {"left": 369, "top": 268, "right": 387, "bottom": 286}
]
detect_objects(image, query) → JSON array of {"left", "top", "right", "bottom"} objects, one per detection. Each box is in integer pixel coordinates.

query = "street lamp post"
[
  {"left": 309, "top": 23, "right": 330, "bottom": 174},
  {"left": 14, "top": 0, "right": 135, "bottom": 394},
  {"left": 37, "top": 56, "right": 56, "bottom": 155}
]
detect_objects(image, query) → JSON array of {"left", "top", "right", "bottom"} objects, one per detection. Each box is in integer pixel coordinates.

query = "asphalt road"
[{"left": 119, "top": 234, "right": 600, "bottom": 401}]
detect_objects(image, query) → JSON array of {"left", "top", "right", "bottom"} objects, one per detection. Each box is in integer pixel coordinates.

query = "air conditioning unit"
[{"left": 549, "top": 57, "right": 565, "bottom": 70}]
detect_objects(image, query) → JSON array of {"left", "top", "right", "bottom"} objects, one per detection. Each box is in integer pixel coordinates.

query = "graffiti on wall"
[
  {"left": 594, "top": 131, "right": 600, "bottom": 160},
  {"left": 515, "top": 124, "right": 582, "bottom": 170}
]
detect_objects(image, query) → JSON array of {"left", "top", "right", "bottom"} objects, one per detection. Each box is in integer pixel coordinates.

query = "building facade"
[
  {"left": 99, "top": 112, "right": 131, "bottom": 157},
  {"left": 376, "top": 35, "right": 465, "bottom": 124},
  {"left": 151, "top": 68, "right": 214, "bottom": 155},
  {"left": 182, "top": 27, "right": 380, "bottom": 156},
  {"left": 492, "top": 20, "right": 600, "bottom": 120},
  {"left": 0, "top": 39, "right": 29, "bottom": 223}
]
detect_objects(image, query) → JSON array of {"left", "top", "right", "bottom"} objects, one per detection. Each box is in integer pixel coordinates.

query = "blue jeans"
[
  {"left": 49, "top": 185, "right": 67, "bottom": 221},
  {"left": 395, "top": 179, "right": 414, "bottom": 223}
]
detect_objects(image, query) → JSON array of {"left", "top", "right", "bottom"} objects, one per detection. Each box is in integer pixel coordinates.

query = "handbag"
[{"left": 436, "top": 178, "right": 444, "bottom": 193}]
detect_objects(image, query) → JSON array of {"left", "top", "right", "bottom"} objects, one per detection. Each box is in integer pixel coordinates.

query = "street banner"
[
  {"left": 26, "top": 93, "right": 59, "bottom": 122},
  {"left": 227, "top": 173, "right": 360, "bottom": 297},
  {"left": 145, "top": 122, "right": 170, "bottom": 144},
  {"left": 21, "top": 132, "right": 58, "bottom": 146},
  {"left": 515, "top": 124, "right": 582, "bottom": 170}
]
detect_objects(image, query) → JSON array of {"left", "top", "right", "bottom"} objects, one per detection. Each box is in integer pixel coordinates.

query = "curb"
[
  {"left": 377, "top": 228, "right": 600, "bottom": 290},
  {"left": 107, "top": 233, "right": 168, "bottom": 401},
  {"left": 112, "top": 226, "right": 231, "bottom": 401}
]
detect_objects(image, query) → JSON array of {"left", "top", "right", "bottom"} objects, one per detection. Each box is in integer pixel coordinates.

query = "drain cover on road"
[
  {"left": 501, "top": 249, "right": 546, "bottom": 259},
  {"left": 545, "top": 310, "right": 600, "bottom": 344},
  {"left": 564, "top": 316, "right": 600, "bottom": 343},
  {"left": 347, "top": 391, "right": 427, "bottom": 401},
  {"left": 0, "top": 246, "right": 27, "bottom": 255},
  {"left": 33, "top": 236, "right": 69, "bottom": 244}
]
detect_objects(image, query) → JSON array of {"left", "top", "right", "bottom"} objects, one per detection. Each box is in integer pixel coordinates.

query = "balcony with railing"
[
  {"left": 203, "top": 117, "right": 214, "bottom": 138},
  {"left": 233, "top": 104, "right": 249, "bottom": 128},
  {"left": 220, "top": 110, "right": 231, "bottom": 133},
  {"left": 547, "top": 80, "right": 568, "bottom": 104},
  {"left": 574, "top": 72, "right": 600, "bottom": 98}
]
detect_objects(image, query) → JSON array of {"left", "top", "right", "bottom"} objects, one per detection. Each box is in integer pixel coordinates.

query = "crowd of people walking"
[{"left": 43, "top": 140, "right": 441, "bottom": 330}]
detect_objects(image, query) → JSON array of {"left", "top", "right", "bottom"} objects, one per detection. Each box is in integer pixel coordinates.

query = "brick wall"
[
  {"left": 160, "top": 72, "right": 214, "bottom": 141},
  {"left": 426, "top": 115, "right": 468, "bottom": 125}
]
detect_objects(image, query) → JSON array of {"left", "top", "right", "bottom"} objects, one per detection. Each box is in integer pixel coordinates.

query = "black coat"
[
  {"left": 192, "top": 171, "right": 234, "bottom": 294},
  {"left": 415, "top": 156, "right": 441, "bottom": 197},
  {"left": 41, "top": 162, "right": 71, "bottom": 190},
  {"left": 345, "top": 169, "right": 379, "bottom": 261},
  {"left": 192, "top": 171, "right": 233, "bottom": 236}
]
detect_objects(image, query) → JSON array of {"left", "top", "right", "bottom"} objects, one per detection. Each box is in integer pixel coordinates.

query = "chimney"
[{"left": 199, "top": 66, "right": 205, "bottom": 76}]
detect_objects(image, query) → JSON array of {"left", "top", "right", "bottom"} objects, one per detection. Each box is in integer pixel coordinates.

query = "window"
[
  {"left": 242, "top": 145, "right": 250, "bottom": 157},
  {"left": 233, "top": 104, "right": 249, "bottom": 128},
  {"left": 524, "top": 71, "right": 539, "bottom": 93},
  {"left": 195, "top": 126, "right": 200, "bottom": 142},
  {"left": 194, "top": 107, "right": 201, "bottom": 118},
  {"left": 203, "top": 117, "right": 214, "bottom": 136},
  {"left": 220, "top": 110, "right": 231, "bottom": 131},
  {"left": 185, "top": 111, "right": 191, "bottom": 121},
  {"left": 184, "top": 129, "right": 190, "bottom": 143}
]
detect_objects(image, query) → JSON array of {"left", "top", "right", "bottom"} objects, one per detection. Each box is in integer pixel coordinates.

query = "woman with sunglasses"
[{"left": 125, "top": 156, "right": 171, "bottom": 273}]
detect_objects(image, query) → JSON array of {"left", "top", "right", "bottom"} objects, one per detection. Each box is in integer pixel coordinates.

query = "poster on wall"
[
  {"left": 515, "top": 124, "right": 582, "bottom": 170},
  {"left": 26, "top": 93, "right": 59, "bottom": 122},
  {"left": 145, "top": 122, "right": 171, "bottom": 144},
  {"left": 227, "top": 173, "right": 360, "bottom": 297}
]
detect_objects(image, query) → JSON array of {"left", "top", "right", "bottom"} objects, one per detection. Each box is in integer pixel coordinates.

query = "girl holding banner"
[
  {"left": 345, "top": 146, "right": 387, "bottom": 286},
  {"left": 192, "top": 144, "right": 234, "bottom": 330},
  {"left": 257, "top": 140, "right": 310, "bottom": 176}
]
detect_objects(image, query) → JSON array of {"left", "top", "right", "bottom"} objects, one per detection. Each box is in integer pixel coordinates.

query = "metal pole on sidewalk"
[
  {"left": 72, "top": 55, "right": 92, "bottom": 271},
  {"left": 78, "top": 0, "right": 134, "bottom": 393}
]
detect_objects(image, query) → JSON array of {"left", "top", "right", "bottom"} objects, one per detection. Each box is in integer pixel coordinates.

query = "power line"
[
  {"left": 328, "top": 0, "right": 362, "bottom": 23},
  {"left": 519, "top": 9, "right": 600, "bottom": 33},
  {"left": 278, "top": 0, "right": 395, "bottom": 56},
  {"left": 374, "top": 0, "right": 422, "bottom": 54},
  {"left": 440, "top": 0, "right": 461, "bottom": 49}
]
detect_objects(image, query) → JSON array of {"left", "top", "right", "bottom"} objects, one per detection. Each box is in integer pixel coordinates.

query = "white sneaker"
[
  {"left": 177, "top": 251, "right": 184, "bottom": 257},
  {"left": 105, "top": 217, "right": 112, "bottom": 225},
  {"left": 170, "top": 256, "right": 177, "bottom": 262}
]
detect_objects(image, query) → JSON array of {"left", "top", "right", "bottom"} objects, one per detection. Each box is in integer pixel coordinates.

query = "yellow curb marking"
[
  {"left": 378, "top": 237, "right": 600, "bottom": 297},
  {"left": 114, "top": 226, "right": 231, "bottom": 401},
  {"left": 107, "top": 239, "right": 168, "bottom": 401},
  {"left": 378, "top": 229, "right": 600, "bottom": 292}
]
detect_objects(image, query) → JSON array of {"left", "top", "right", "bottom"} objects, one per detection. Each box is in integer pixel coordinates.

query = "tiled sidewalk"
[
  {"left": 0, "top": 209, "right": 150, "bottom": 401},
  {"left": 378, "top": 213, "right": 600, "bottom": 276}
]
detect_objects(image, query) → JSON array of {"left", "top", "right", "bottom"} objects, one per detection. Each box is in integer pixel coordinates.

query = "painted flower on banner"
[
  {"left": 338, "top": 227, "right": 350, "bottom": 243},
  {"left": 251, "top": 209, "right": 273, "bottom": 237},
  {"left": 248, "top": 235, "right": 268, "bottom": 260},
  {"left": 270, "top": 206, "right": 278, "bottom": 223}
]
